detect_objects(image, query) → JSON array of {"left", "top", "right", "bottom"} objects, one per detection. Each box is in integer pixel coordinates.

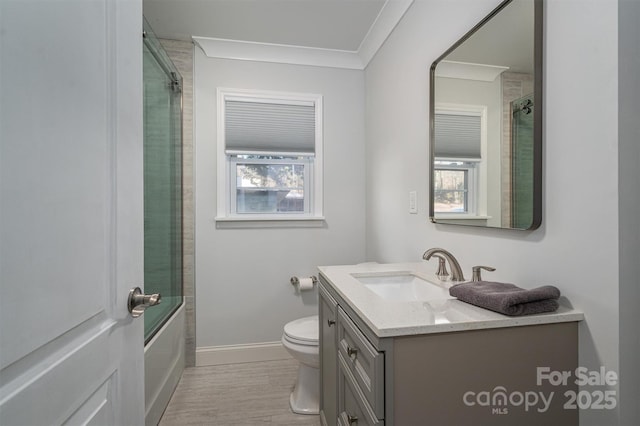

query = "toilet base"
[{"left": 289, "top": 363, "right": 319, "bottom": 415}]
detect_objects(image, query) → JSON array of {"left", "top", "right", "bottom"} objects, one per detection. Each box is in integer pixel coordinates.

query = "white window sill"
[
  {"left": 433, "top": 214, "right": 491, "bottom": 221},
  {"left": 215, "top": 215, "right": 326, "bottom": 229}
]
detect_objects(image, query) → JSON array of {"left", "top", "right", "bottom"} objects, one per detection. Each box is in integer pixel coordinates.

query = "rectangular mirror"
[{"left": 429, "top": 0, "right": 542, "bottom": 230}]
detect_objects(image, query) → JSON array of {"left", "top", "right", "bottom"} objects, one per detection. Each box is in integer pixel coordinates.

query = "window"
[
  {"left": 217, "top": 89, "right": 323, "bottom": 224},
  {"left": 232, "top": 155, "right": 310, "bottom": 214},
  {"left": 433, "top": 106, "right": 485, "bottom": 216},
  {"left": 433, "top": 160, "right": 478, "bottom": 213}
]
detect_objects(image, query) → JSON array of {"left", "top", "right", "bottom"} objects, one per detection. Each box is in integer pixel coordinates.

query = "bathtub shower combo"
[{"left": 142, "top": 18, "right": 185, "bottom": 426}]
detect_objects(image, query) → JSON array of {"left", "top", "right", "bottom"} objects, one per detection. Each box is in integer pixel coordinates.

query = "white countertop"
[{"left": 318, "top": 262, "right": 584, "bottom": 338}]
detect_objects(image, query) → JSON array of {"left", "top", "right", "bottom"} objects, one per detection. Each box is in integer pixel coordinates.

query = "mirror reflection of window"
[
  {"left": 433, "top": 109, "right": 484, "bottom": 217},
  {"left": 434, "top": 163, "right": 474, "bottom": 213}
]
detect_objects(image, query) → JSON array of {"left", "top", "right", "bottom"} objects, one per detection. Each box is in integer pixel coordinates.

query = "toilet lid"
[{"left": 284, "top": 315, "right": 318, "bottom": 344}]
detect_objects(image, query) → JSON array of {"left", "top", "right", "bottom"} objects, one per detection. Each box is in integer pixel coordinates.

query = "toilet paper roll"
[{"left": 296, "top": 277, "right": 314, "bottom": 291}]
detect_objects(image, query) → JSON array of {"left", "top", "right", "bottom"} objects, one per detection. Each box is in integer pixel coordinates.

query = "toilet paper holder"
[{"left": 290, "top": 276, "right": 318, "bottom": 286}]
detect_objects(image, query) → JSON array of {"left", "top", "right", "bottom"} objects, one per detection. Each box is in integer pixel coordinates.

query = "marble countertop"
[{"left": 318, "top": 262, "right": 584, "bottom": 338}]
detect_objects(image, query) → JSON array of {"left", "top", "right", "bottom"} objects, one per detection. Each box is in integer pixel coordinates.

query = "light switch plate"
[{"left": 409, "top": 191, "right": 417, "bottom": 214}]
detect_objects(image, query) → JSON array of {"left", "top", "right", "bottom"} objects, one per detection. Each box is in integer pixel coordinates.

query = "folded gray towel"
[{"left": 449, "top": 281, "right": 560, "bottom": 316}]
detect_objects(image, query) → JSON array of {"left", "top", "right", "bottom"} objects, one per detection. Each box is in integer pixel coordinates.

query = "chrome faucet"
[{"left": 423, "top": 248, "right": 465, "bottom": 282}]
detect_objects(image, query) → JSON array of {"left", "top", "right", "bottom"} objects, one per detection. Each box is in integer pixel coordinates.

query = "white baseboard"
[{"left": 196, "top": 341, "right": 292, "bottom": 367}]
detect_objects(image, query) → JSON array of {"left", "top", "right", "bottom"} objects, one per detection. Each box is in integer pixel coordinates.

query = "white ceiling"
[
  {"left": 142, "top": 0, "right": 533, "bottom": 73},
  {"left": 143, "top": 0, "right": 387, "bottom": 52},
  {"left": 447, "top": 0, "right": 534, "bottom": 74}
]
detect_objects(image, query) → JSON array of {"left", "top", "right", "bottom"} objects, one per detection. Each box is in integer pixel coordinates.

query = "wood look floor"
[{"left": 159, "top": 359, "right": 322, "bottom": 426}]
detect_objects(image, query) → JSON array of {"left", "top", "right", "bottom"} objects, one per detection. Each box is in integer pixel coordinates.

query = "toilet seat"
[{"left": 283, "top": 315, "right": 318, "bottom": 346}]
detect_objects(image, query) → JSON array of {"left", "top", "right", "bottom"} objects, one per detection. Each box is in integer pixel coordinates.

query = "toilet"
[{"left": 281, "top": 315, "right": 319, "bottom": 415}]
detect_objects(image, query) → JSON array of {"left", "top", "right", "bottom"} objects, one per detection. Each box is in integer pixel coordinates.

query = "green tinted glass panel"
[
  {"left": 143, "top": 20, "right": 183, "bottom": 343},
  {"left": 511, "top": 94, "right": 534, "bottom": 229}
]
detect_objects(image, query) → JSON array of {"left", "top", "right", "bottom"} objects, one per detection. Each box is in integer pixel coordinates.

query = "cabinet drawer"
[
  {"left": 338, "top": 353, "right": 383, "bottom": 426},
  {"left": 337, "top": 307, "right": 384, "bottom": 418}
]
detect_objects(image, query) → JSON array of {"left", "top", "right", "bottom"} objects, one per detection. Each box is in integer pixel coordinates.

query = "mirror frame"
[{"left": 429, "top": 0, "right": 543, "bottom": 230}]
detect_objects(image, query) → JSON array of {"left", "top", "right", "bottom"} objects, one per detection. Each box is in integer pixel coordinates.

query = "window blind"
[
  {"left": 434, "top": 113, "right": 481, "bottom": 158},
  {"left": 225, "top": 99, "right": 316, "bottom": 155}
]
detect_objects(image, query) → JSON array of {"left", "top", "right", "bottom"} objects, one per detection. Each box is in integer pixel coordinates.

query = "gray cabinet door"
[{"left": 320, "top": 283, "right": 338, "bottom": 426}]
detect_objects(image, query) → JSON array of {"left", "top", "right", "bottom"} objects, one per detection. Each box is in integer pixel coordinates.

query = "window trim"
[{"left": 216, "top": 88, "right": 324, "bottom": 226}]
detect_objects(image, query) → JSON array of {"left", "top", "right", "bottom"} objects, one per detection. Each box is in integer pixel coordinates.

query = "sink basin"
[{"left": 351, "top": 272, "right": 453, "bottom": 302}]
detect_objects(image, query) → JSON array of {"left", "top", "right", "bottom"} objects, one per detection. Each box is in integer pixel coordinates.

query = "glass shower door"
[
  {"left": 511, "top": 95, "right": 534, "bottom": 229},
  {"left": 143, "top": 20, "right": 183, "bottom": 343}
]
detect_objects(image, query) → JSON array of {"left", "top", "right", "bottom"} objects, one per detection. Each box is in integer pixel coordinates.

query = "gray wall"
[
  {"left": 618, "top": 0, "right": 640, "bottom": 424},
  {"left": 194, "top": 49, "right": 366, "bottom": 347},
  {"left": 364, "top": 0, "right": 628, "bottom": 425}
]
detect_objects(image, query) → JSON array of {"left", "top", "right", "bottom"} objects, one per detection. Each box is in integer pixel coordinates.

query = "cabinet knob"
[
  {"left": 347, "top": 346, "right": 358, "bottom": 358},
  {"left": 347, "top": 414, "right": 358, "bottom": 425},
  {"left": 327, "top": 319, "right": 336, "bottom": 327}
]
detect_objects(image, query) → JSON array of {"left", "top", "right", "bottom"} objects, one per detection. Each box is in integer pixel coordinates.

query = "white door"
[{"left": 0, "top": 0, "right": 145, "bottom": 424}]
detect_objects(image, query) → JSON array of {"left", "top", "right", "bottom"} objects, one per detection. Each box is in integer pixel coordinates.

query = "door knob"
[{"left": 128, "top": 287, "right": 161, "bottom": 318}]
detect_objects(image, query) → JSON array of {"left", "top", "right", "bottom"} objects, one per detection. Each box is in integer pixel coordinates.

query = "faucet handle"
[
  {"left": 472, "top": 265, "right": 496, "bottom": 282},
  {"left": 431, "top": 254, "right": 450, "bottom": 280}
]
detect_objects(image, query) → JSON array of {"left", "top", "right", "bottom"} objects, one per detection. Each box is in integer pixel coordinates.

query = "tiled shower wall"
[
  {"left": 159, "top": 39, "right": 195, "bottom": 367},
  {"left": 500, "top": 71, "right": 534, "bottom": 227}
]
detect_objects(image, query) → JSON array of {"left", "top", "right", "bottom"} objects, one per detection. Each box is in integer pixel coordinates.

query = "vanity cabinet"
[
  {"left": 319, "top": 275, "right": 580, "bottom": 426},
  {"left": 321, "top": 279, "right": 388, "bottom": 426}
]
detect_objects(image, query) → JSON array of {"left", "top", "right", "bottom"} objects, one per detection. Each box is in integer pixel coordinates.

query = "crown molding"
[
  {"left": 357, "top": 0, "right": 414, "bottom": 67},
  {"left": 435, "top": 60, "right": 509, "bottom": 82},
  {"left": 193, "top": 37, "right": 365, "bottom": 69},
  {"left": 193, "top": 0, "right": 414, "bottom": 70}
]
